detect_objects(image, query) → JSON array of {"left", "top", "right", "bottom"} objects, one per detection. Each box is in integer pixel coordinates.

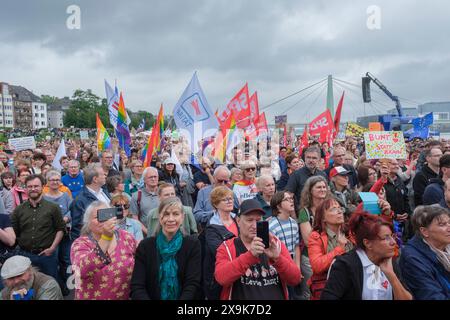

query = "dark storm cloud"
[{"left": 1, "top": 0, "right": 450, "bottom": 121}]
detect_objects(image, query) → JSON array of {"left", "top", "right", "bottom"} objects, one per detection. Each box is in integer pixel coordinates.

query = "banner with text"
[
  {"left": 8, "top": 136, "right": 36, "bottom": 151},
  {"left": 364, "top": 131, "right": 407, "bottom": 159}
]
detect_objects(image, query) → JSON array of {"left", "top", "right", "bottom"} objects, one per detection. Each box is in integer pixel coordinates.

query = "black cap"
[{"left": 238, "top": 199, "right": 265, "bottom": 216}]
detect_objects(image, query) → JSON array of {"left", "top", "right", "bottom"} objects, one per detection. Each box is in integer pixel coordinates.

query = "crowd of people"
[{"left": 0, "top": 131, "right": 448, "bottom": 300}]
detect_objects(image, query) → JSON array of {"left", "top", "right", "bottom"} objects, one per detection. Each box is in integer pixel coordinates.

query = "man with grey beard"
[{"left": 0, "top": 255, "right": 62, "bottom": 300}]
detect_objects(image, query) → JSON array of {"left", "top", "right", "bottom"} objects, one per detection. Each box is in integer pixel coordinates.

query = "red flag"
[
  {"left": 283, "top": 124, "right": 287, "bottom": 147},
  {"left": 226, "top": 83, "right": 250, "bottom": 129},
  {"left": 255, "top": 112, "right": 268, "bottom": 135},
  {"left": 309, "top": 109, "right": 333, "bottom": 136},
  {"left": 248, "top": 92, "right": 260, "bottom": 124},
  {"left": 299, "top": 125, "right": 309, "bottom": 156},
  {"left": 333, "top": 91, "right": 345, "bottom": 139}
]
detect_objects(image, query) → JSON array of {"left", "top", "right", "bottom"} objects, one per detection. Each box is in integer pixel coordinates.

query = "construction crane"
[{"left": 362, "top": 72, "right": 403, "bottom": 117}]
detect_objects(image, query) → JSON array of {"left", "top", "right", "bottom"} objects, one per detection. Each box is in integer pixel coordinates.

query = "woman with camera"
[
  {"left": 110, "top": 195, "right": 143, "bottom": 243},
  {"left": 130, "top": 197, "right": 201, "bottom": 300},
  {"left": 70, "top": 201, "right": 137, "bottom": 300}
]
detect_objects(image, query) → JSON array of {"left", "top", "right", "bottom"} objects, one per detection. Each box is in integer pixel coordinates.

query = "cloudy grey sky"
[{"left": 1, "top": 0, "right": 449, "bottom": 124}]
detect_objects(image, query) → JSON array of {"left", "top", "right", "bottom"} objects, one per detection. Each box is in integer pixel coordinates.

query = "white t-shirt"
[
  {"left": 356, "top": 249, "right": 393, "bottom": 300},
  {"left": 233, "top": 183, "right": 258, "bottom": 203}
]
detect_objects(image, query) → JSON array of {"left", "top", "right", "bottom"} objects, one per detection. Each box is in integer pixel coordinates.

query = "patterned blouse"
[{"left": 71, "top": 229, "right": 137, "bottom": 300}]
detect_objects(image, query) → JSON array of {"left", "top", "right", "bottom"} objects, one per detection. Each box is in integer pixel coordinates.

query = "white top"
[
  {"left": 86, "top": 186, "right": 110, "bottom": 205},
  {"left": 356, "top": 249, "right": 393, "bottom": 300},
  {"left": 233, "top": 183, "right": 258, "bottom": 203}
]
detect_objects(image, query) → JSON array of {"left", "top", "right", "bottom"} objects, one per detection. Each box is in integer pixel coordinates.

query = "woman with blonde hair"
[{"left": 131, "top": 197, "right": 201, "bottom": 299}]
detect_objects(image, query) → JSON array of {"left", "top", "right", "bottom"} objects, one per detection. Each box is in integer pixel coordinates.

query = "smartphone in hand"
[{"left": 256, "top": 220, "right": 270, "bottom": 248}]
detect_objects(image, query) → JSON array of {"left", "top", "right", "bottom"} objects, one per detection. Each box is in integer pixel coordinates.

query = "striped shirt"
[{"left": 268, "top": 216, "right": 299, "bottom": 256}]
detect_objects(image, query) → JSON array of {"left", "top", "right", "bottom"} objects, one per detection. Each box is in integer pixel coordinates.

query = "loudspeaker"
[{"left": 362, "top": 77, "right": 371, "bottom": 103}]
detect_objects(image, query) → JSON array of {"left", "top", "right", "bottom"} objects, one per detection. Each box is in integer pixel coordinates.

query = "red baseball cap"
[{"left": 329, "top": 166, "right": 350, "bottom": 179}]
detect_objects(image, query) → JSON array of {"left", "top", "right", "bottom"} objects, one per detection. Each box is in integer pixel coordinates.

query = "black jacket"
[
  {"left": 384, "top": 175, "right": 411, "bottom": 216},
  {"left": 201, "top": 222, "right": 236, "bottom": 300},
  {"left": 321, "top": 249, "right": 404, "bottom": 300},
  {"left": 285, "top": 166, "right": 328, "bottom": 211},
  {"left": 130, "top": 234, "right": 202, "bottom": 300},
  {"left": 413, "top": 164, "right": 439, "bottom": 207},
  {"left": 422, "top": 177, "right": 444, "bottom": 205}
]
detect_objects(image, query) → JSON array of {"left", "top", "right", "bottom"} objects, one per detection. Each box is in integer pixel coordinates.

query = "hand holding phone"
[{"left": 256, "top": 220, "right": 270, "bottom": 249}]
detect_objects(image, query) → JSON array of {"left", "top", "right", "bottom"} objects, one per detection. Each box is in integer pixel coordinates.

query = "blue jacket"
[
  {"left": 69, "top": 186, "right": 110, "bottom": 239},
  {"left": 399, "top": 235, "right": 450, "bottom": 300}
]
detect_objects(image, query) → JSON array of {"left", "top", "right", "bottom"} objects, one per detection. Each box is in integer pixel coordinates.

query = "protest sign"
[
  {"left": 364, "top": 131, "right": 407, "bottom": 159},
  {"left": 80, "top": 130, "right": 89, "bottom": 140},
  {"left": 8, "top": 136, "right": 36, "bottom": 151}
]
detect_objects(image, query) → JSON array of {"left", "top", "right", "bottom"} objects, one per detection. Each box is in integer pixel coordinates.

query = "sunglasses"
[
  {"left": 115, "top": 204, "right": 130, "bottom": 210},
  {"left": 216, "top": 179, "right": 229, "bottom": 184},
  {"left": 245, "top": 167, "right": 256, "bottom": 172}
]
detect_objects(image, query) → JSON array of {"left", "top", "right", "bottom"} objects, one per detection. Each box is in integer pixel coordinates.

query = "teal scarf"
[{"left": 156, "top": 230, "right": 183, "bottom": 300}]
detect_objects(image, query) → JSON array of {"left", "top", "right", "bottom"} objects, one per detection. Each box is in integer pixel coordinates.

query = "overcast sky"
[{"left": 1, "top": 0, "right": 449, "bottom": 124}]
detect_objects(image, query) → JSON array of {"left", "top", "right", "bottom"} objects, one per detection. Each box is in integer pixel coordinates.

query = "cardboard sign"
[
  {"left": 79, "top": 131, "right": 89, "bottom": 140},
  {"left": 8, "top": 136, "right": 36, "bottom": 151},
  {"left": 364, "top": 131, "right": 407, "bottom": 159}
]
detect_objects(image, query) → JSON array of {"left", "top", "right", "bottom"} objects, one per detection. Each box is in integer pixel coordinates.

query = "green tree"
[
  {"left": 40, "top": 95, "right": 59, "bottom": 105},
  {"left": 64, "top": 89, "right": 108, "bottom": 128}
]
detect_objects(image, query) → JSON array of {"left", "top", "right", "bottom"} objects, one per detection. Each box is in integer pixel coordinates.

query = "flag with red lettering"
[
  {"left": 309, "top": 109, "right": 333, "bottom": 136},
  {"left": 219, "top": 83, "right": 250, "bottom": 129}
]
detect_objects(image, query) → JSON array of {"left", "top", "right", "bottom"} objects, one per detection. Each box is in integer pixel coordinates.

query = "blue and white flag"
[
  {"left": 173, "top": 72, "right": 219, "bottom": 154},
  {"left": 104, "top": 79, "right": 131, "bottom": 129}
]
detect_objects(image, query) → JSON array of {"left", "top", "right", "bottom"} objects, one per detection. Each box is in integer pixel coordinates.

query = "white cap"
[{"left": 0, "top": 255, "right": 32, "bottom": 279}]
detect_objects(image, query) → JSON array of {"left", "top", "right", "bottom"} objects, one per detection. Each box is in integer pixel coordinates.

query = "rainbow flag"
[
  {"left": 116, "top": 92, "right": 132, "bottom": 156},
  {"left": 156, "top": 105, "right": 164, "bottom": 153},
  {"left": 96, "top": 113, "right": 111, "bottom": 153},
  {"left": 213, "top": 113, "right": 237, "bottom": 163},
  {"left": 142, "top": 119, "right": 161, "bottom": 168}
]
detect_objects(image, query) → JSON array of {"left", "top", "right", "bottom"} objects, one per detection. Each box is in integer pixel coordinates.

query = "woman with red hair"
[
  {"left": 307, "top": 197, "right": 354, "bottom": 300},
  {"left": 321, "top": 211, "right": 412, "bottom": 300}
]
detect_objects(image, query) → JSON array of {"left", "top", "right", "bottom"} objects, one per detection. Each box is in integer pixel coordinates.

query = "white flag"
[
  {"left": 52, "top": 139, "right": 67, "bottom": 171},
  {"left": 171, "top": 149, "right": 183, "bottom": 177},
  {"left": 172, "top": 72, "right": 219, "bottom": 154}
]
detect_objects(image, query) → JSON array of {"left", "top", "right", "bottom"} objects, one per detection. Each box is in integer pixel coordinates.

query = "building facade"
[
  {"left": 0, "top": 83, "right": 15, "bottom": 128},
  {"left": 47, "top": 97, "right": 70, "bottom": 128},
  {"left": 8, "top": 84, "right": 48, "bottom": 130}
]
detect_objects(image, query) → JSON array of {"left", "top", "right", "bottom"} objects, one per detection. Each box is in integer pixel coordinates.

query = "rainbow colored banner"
[{"left": 96, "top": 113, "right": 111, "bottom": 153}]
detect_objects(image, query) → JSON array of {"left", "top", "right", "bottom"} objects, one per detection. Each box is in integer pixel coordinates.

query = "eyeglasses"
[
  {"left": 221, "top": 197, "right": 234, "bottom": 203},
  {"left": 282, "top": 197, "right": 294, "bottom": 202},
  {"left": 376, "top": 234, "right": 396, "bottom": 243},
  {"left": 48, "top": 179, "right": 60, "bottom": 182},
  {"left": 216, "top": 179, "right": 229, "bottom": 184},
  {"left": 115, "top": 204, "right": 130, "bottom": 210},
  {"left": 245, "top": 167, "right": 256, "bottom": 172}
]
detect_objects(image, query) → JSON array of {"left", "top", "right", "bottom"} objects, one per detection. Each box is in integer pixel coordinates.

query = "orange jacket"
[{"left": 307, "top": 231, "right": 347, "bottom": 276}]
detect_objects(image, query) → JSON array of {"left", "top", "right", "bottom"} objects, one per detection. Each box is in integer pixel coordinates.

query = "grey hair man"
[
  {"left": 69, "top": 163, "right": 111, "bottom": 240},
  {"left": 193, "top": 165, "right": 239, "bottom": 227},
  {"left": 130, "top": 166, "right": 160, "bottom": 235}
]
